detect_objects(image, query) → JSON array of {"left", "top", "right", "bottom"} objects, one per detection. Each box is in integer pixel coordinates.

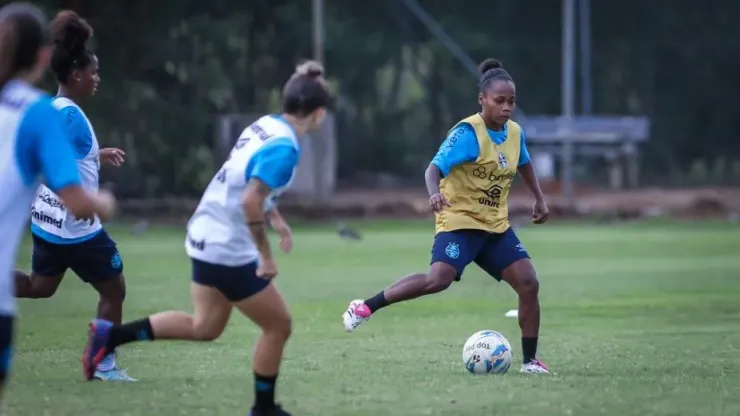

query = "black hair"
[
  {"left": 478, "top": 58, "right": 514, "bottom": 92},
  {"left": 281, "top": 60, "right": 332, "bottom": 117},
  {"left": 50, "top": 10, "right": 94, "bottom": 84},
  {"left": 0, "top": 3, "right": 48, "bottom": 90}
]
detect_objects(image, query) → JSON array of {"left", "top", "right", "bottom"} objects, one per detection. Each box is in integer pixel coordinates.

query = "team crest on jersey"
[
  {"left": 445, "top": 242, "right": 460, "bottom": 259},
  {"left": 497, "top": 152, "right": 508, "bottom": 168}
]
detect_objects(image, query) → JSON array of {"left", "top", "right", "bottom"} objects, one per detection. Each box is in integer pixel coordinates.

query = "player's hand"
[
  {"left": 271, "top": 220, "right": 293, "bottom": 254},
  {"left": 100, "top": 148, "right": 125, "bottom": 167},
  {"left": 94, "top": 189, "right": 117, "bottom": 222},
  {"left": 429, "top": 192, "right": 451, "bottom": 213},
  {"left": 257, "top": 256, "right": 278, "bottom": 280},
  {"left": 532, "top": 198, "right": 549, "bottom": 224}
]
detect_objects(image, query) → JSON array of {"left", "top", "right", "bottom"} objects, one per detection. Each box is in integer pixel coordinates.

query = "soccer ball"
[{"left": 462, "top": 330, "right": 513, "bottom": 374}]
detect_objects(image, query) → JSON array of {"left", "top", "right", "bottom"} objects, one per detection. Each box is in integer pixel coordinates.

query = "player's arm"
[
  {"left": 425, "top": 124, "right": 479, "bottom": 196},
  {"left": 516, "top": 130, "right": 544, "bottom": 200},
  {"left": 19, "top": 100, "right": 115, "bottom": 221},
  {"left": 243, "top": 179, "right": 274, "bottom": 259},
  {"left": 242, "top": 139, "right": 299, "bottom": 259},
  {"left": 265, "top": 203, "right": 289, "bottom": 235},
  {"left": 516, "top": 130, "right": 549, "bottom": 223}
]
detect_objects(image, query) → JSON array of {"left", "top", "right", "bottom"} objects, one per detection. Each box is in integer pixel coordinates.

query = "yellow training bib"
[{"left": 435, "top": 114, "right": 521, "bottom": 234}]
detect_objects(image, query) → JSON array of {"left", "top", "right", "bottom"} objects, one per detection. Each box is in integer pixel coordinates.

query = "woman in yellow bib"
[{"left": 342, "top": 58, "right": 551, "bottom": 373}]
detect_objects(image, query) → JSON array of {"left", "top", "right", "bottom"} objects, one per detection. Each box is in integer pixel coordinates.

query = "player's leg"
[
  {"left": 342, "top": 230, "right": 486, "bottom": 332},
  {"left": 70, "top": 231, "right": 132, "bottom": 380},
  {"left": 14, "top": 235, "right": 66, "bottom": 298},
  {"left": 474, "top": 228, "right": 548, "bottom": 373},
  {"left": 81, "top": 259, "right": 233, "bottom": 381},
  {"left": 233, "top": 282, "right": 292, "bottom": 416},
  {"left": 0, "top": 314, "right": 12, "bottom": 401},
  {"left": 0, "top": 269, "right": 14, "bottom": 401}
]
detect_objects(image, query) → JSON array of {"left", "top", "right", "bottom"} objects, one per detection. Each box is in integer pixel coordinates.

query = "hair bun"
[
  {"left": 295, "top": 60, "right": 324, "bottom": 78},
  {"left": 478, "top": 58, "right": 503, "bottom": 75},
  {"left": 50, "top": 10, "right": 92, "bottom": 54}
]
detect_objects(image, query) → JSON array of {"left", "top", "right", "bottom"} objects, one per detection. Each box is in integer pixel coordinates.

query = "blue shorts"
[
  {"left": 32, "top": 230, "right": 123, "bottom": 284},
  {"left": 0, "top": 315, "right": 13, "bottom": 385},
  {"left": 191, "top": 258, "right": 270, "bottom": 302},
  {"left": 430, "top": 228, "right": 530, "bottom": 281}
]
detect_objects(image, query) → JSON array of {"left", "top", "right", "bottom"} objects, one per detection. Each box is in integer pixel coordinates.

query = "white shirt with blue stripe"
[
  {"left": 186, "top": 114, "right": 300, "bottom": 267},
  {"left": 30, "top": 97, "right": 102, "bottom": 244},
  {"left": 0, "top": 81, "right": 81, "bottom": 315}
]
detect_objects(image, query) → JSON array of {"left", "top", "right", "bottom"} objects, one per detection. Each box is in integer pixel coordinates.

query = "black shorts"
[
  {"left": 31, "top": 230, "right": 123, "bottom": 283},
  {"left": 191, "top": 258, "right": 270, "bottom": 302},
  {"left": 430, "top": 228, "right": 530, "bottom": 281},
  {"left": 0, "top": 315, "right": 13, "bottom": 384}
]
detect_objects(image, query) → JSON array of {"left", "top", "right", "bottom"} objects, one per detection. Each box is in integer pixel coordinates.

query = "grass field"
[{"left": 5, "top": 220, "right": 740, "bottom": 415}]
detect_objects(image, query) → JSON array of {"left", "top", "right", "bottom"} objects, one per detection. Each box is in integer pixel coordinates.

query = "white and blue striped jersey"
[
  {"left": 31, "top": 97, "right": 102, "bottom": 243},
  {"left": 186, "top": 114, "right": 300, "bottom": 266},
  {"left": 0, "top": 80, "right": 81, "bottom": 315}
]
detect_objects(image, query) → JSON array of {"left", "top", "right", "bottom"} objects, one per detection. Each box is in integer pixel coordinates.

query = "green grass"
[{"left": 5, "top": 221, "right": 740, "bottom": 415}]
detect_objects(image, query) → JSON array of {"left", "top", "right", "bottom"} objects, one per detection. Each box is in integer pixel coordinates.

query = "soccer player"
[
  {"left": 0, "top": 2, "right": 115, "bottom": 399},
  {"left": 342, "top": 58, "right": 551, "bottom": 374},
  {"left": 82, "top": 61, "right": 332, "bottom": 416},
  {"left": 12, "top": 10, "right": 133, "bottom": 382}
]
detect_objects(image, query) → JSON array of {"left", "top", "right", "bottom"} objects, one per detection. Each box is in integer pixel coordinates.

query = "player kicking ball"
[{"left": 342, "top": 58, "right": 551, "bottom": 374}]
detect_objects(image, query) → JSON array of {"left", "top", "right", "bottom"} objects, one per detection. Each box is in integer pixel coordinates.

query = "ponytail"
[{"left": 0, "top": 22, "right": 19, "bottom": 90}]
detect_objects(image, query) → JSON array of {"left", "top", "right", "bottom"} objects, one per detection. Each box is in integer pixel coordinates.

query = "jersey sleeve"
[
  {"left": 431, "top": 123, "right": 480, "bottom": 177},
  {"left": 59, "top": 106, "right": 94, "bottom": 159},
  {"left": 244, "top": 137, "right": 299, "bottom": 190},
  {"left": 15, "top": 98, "right": 81, "bottom": 191},
  {"left": 518, "top": 129, "right": 531, "bottom": 166}
]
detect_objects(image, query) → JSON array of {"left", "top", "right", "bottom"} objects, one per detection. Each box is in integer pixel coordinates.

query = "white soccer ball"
[{"left": 462, "top": 330, "right": 513, "bottom": 374}]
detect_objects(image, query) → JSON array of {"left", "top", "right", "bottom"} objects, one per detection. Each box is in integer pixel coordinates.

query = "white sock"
[{"left": 96, "top": 352, "right": 116, "bottom": 372}]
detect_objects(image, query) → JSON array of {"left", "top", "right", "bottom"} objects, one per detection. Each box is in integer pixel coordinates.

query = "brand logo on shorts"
[
  {"left": 110, "top": 252, "right": 122, "bottom": 269},
  {"left": 515, "top": 243, "right": 526, "bottom": 252},
  {"left": 445, "top": 242, "right": 460, "bottom": 259}
]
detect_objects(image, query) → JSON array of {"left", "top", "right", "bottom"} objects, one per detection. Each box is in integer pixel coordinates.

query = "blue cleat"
[
  {"left": 82, "top": 319, "right": 113, "bottom": 381},
  {"left": 93, "top": 367, "right": 137, "bottom": 382}
]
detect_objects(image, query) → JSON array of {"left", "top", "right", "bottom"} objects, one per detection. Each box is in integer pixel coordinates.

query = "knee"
[
  {"left": 192, "top": 325, "right": 223, "bottom": 341},
  {"left": 427, "top": 275, "right": 453, "bottom": 293},
  {"left": 98, "top": 278, "right": 126, "bottom": 303},
  {"left": 34, "top": 282, "right": 59, "bottom": 299},
  {"left": 265, "top": 313, "right": 292, "bottom": 342},
  {"left": 426, "top": 266, "right": 456, "bottom": 293},
  {"left": 515, "top": 271, "right": 539, "bottom": 298}
]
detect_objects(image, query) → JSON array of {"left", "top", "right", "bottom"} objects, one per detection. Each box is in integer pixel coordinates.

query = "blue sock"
[
  {"left": 254, "top": 372, "right": 277, "bottom": 411},
  {"left": 107, "top": 318, "right": 155, "bottom": 350}
]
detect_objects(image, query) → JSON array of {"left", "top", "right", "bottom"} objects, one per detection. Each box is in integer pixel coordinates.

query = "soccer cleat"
[
  {"left": 342, "top": 299, "right": 372, "bottom": 332},
  {"left": 249, "top": 405, "right": 292, "bottom": 416},
  {"left": 82, "top": 319, "right": 113, "bottom": 381},
  {"left": 93, "top": 367, "right": 137, "bottom": 382},
  {"left": 520, "top": 358, "right": 550, "bottom": 374}
]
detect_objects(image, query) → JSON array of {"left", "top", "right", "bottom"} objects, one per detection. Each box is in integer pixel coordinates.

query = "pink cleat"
[
  {"left": 521, "top": 358, "right": 550, "bottom": 374},
  {"left": 342, "top": 300, "right": 372, "bottom": 332}
]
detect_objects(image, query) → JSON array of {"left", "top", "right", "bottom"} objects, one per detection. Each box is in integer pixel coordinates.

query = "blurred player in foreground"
[
  {"left": 13, "top": 10, "right": 133, "bottom": 382},
  {"left": 83, "top": 61, "right": 332, "bottom": 416},
  {"left": 343, "top": 58, "right": 551, "bottom": 374},
  {"left": 0, "top": 2, "right": 115, "bottom": 399}
]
